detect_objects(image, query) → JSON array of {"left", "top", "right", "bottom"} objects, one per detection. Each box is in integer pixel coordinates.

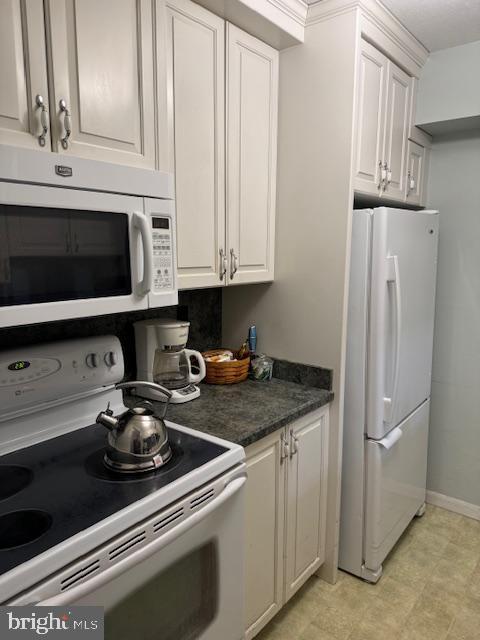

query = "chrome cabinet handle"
[
  {"left": 219, "top": 249, "right": 227, "bottom": 281},
  {"left": 407, "top": 171, "right": 415, "bottom": 194},
  {"left": 378, "top": 161, "right": 387, "bottom": 190},
  {"left": 280, "top": 433, "right": 290, "bottom": 462},
  {"left": 290, "top": 429, "right": 299, "bottom": 457},
  {"left": 59, "top": 99, "right": 71, "bottom": 149},
  {"left": 35, "top": 95, "right": 49, "bottom": 147},
  {"left": 230, "top": 248, "right": 238, "bottom": 280}
]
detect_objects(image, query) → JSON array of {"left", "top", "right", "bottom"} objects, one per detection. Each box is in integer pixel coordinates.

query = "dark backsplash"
[{"left": 0, "top": 289, "right": 222, "bottom": 380}]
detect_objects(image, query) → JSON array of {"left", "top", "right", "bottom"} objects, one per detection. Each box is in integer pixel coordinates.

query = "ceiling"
[{"left": 305, "top": 0, "right": 480, "bottom": 52}]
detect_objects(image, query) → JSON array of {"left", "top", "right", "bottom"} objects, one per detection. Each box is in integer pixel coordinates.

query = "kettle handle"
[{"left": 116, "top": 381, "right": 173, "bottom": 401}]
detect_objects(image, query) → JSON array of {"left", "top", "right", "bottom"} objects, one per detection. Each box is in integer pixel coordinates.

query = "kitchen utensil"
[
  {"left": 96, "top": 381, "right": 173, "bottom": 473},
  {"left": 134, "top": 319, "right": 206, "bottom": 403}
]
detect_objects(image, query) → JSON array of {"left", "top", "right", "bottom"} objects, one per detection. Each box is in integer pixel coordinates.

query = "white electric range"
[{"left": 0, "top": 335, "right": 246, "bottom": 640}]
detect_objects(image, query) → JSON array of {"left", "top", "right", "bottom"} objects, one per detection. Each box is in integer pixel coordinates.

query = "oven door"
[
  {"left": 0, "top": 182, "right": 153, "bottom": 328},
  {"left": 13, "top": 471, "right": 246, "bottom": 640}
]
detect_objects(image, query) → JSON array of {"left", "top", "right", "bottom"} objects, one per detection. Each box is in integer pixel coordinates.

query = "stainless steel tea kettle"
[{"left": 96, "top": 381, "right": 173, "bottom": 473}]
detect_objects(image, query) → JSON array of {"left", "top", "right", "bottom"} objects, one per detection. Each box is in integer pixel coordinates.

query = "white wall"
[
  {"left": 416, "top": 40, "right": 480, "bottom": 131},
  {"left": 223, "top": 8, "right": 359, "bottom": 582},
  {"left": 427, "top": 131, "right": 480, "bottom": 510}
]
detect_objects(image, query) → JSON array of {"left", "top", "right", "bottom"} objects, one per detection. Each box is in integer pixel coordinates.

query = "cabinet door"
[
  {"left": 353, "top": 39, "right": 388, "bottom": 196},
  {"left": 244, "top": 430, "right": 285, "bottom": 640},
  {"left": 285, "top": 408, "right": 329, "bottom": 601},
  {"left": 164, "top": 0, "right": 226, "bottom": 290},
  {"left": 0, "top": 0, "right": 50, "bottom": 151},
  {"left": 383, "top": 62, "right": 411, "bottom": 201},
  {"left": 227, "top": 24, "right": 278, "bottom": 285},
  {"left": 405, "top": 140, "right": 426, "bottom": 206},
  {"left": 46, "top": 0, "right": 155, "bottom": 168}
]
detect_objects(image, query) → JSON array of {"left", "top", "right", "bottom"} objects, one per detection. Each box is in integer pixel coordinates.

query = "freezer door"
[
  {"left": 364, "top": 400, "right": 429, "bottom": 574},
  {"left": 367, "top": 207, "right": 438, "bottom": 439}
]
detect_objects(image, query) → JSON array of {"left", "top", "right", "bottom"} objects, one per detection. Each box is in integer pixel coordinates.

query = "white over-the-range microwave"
[{"left": 0, "top": 145, "right": 178, "bottom": 328}]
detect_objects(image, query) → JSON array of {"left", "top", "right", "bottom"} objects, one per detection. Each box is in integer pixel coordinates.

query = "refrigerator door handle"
[
  {"left": 376, "top": 426, "right": 403, "bottom": 450},
  {"left": 384, "top": 255, "right": 402, "bottom": 423}
]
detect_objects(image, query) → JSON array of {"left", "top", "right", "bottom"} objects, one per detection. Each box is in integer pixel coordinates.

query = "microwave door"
[{"left": 0, "top": 183, "right": 150, "bottom": 327}]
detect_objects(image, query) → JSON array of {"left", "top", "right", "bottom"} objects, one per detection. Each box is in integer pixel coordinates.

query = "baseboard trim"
[{"left": 426, "top": 490, "right": 480, "bottom": 521}]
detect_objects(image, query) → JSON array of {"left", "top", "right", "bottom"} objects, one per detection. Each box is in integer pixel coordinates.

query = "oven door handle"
[
  {"left": 132, "top": 211, "right": 153, "bottom": 296},
  {"left": 34, "top": 475, "right": 246, "bottom": 607}
]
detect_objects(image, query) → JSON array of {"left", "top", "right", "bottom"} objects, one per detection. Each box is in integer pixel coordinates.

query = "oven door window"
[
  {"left": 104, "top": 542, "right": 218, "bottom": 640},
  {"left": 0, "top": 205, "right": 131, "bottom": 306}
]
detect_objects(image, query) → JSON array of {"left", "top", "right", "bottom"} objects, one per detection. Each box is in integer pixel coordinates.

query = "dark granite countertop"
[{"left": 163, "top": 379, "right": 333, "bottom": 448}]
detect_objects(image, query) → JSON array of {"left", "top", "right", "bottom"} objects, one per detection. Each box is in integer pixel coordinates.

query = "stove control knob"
[
  {"left": 86, "top": 352, "right": 100, "bottom": 368},
  {"left": 104, "top": 351, "right": 118, "bottom": 367}
]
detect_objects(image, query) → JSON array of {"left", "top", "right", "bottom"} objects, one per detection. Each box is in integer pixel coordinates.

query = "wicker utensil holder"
[{"left": 202, "top": 349, "right": 250, "bottom": 385}]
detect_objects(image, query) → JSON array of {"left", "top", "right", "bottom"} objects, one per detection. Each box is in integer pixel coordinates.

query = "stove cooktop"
[{"left": 0, "top": 425, "right": 227, "bottom": 578}]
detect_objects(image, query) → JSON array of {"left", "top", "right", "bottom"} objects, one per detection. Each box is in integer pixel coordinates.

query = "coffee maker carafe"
[{"left": 134, "top": 319, "right": 206, "bottom": 403}]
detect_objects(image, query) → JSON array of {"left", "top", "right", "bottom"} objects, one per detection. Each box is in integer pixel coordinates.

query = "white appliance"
[
  {"left": 0, "top": 336, "right": 246, "bottom": 640},
  {"left": 339, "top": 207, "right": 439, "bottom": 583},
  {"left": 134, "top": 319, "right": 206, "bottom": 403},
  {"left": 0, "top": 148, "right": 177, "bottom": 328}
]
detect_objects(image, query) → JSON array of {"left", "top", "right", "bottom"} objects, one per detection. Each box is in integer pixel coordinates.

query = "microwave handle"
[
  {"left": 132, "top": 212, "right": 153, "bottom": 295},
  {"left": 32, "top": 476, "right": 246, "bottom": 607}
]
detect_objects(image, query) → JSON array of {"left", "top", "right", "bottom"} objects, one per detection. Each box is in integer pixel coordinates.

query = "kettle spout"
[{"left": 96, "top": 411, "right": 119, "bottom": 431}]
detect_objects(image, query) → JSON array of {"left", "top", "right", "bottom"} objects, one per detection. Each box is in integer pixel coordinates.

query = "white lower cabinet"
[
  {"left": 244, "top": 406, "right": 329, "bottom": 639},
  {"left": 244, "top": 429, "right": 285, "bottom": 639},
  {"left": 284, "top": 413, "right": 328, "bottom": 600}
]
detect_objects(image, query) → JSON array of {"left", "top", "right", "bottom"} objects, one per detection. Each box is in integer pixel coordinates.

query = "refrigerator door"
[
  {"left": 364, "top": 399, "right": 430, "bottom": 574},
  {"left": 367, "top": 207, "right": 438, "bottom": 439}
]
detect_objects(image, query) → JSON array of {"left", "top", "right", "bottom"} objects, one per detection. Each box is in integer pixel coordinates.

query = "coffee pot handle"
[
  {"left": 116, "top": 381, "right": 173, "bottom": 401},
  {"left": 185, "top": 350, "right": 206, "bottom": 384}
]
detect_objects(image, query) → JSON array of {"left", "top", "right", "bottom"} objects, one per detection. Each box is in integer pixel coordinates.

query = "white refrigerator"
[{"left": 339, "top": 207, "right": 439, "bottom": 583}]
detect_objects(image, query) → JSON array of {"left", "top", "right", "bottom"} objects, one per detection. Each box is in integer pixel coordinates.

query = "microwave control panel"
[{"left": 152, "top": 216, "right": 174, "bottom": 292}]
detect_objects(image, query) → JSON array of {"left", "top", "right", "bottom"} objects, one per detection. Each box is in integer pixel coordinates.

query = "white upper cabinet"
[
  {"left": 163, "top": 0, "right": 279, "bottom": 290},
  {"left": 46, "top": 0, "right": 155, "bottom": 168},
  {"left": 353, "top": 39, "right": 422, "bottom": 205},
  {"left": 227, "top": 24, "right": 278, "bottom": 285},
  {"left": 0, "top": 0, "right": 51, "bottom": 151},
  {"left": 353, "top": 40, "right": 388, "bottom": 197},
  {"left": 164, "top": 0, "right": 226, "bottom": 289},
  {"left": 405, "top": 139, "right": 427, "bottom": 206},
  {"left": 0, "top": 0, "right": 279, "bottom": 283},
  {"left": 382, "top": 63, "right": 411, "bottom": 201}
]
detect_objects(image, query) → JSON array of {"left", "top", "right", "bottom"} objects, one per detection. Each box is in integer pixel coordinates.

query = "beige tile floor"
[{"left": 256, "top": 505, "right": 480, "bottom": 640}]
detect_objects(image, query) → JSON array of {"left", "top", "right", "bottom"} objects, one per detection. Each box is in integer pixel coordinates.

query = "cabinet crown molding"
[
  {"left": 268, "top": 0, "right": 309, "bottom": 26},
  {"left": 305, "top": 0, "right": 428, "bottom": 75}
]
